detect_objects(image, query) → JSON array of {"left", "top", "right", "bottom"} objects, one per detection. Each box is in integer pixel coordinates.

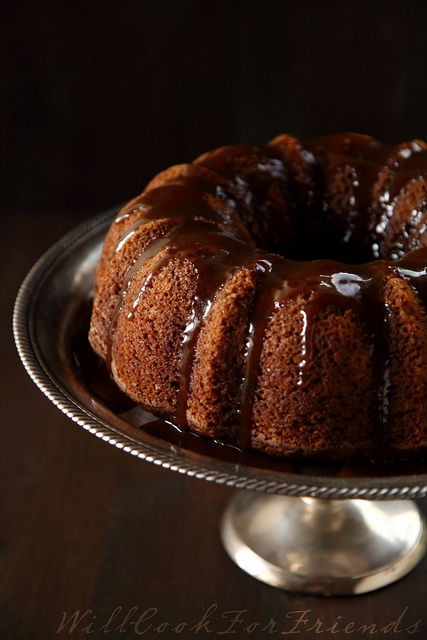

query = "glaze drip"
[{"left": 238, "top": 257, "right": 292, "bottom": 448}]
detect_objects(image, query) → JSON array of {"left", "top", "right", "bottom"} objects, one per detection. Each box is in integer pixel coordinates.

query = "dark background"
[{"left": 2, "top": 0, "right": 427, "bottom": 214}]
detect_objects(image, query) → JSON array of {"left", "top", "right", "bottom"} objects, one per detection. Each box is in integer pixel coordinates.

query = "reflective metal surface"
[
  {"left": 221, "top": 492, "right": 426, "bottom": 595},
  {"left": 13, "top": 209, "right": 427, "bottom": 595}
]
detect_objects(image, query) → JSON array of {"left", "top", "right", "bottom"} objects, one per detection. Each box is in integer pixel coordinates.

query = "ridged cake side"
[{"left": 89, "top": 133, "right": 427, "bottom": 461}]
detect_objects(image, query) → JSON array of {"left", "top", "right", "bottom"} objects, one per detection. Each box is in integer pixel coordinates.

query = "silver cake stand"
[{"left": 13, "top": 209, "right": 427, "bottom": 596}]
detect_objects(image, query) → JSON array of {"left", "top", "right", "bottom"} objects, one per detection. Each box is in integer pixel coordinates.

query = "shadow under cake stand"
[{"left": 13, "top": 209, "right": 427, "bottom": 596}]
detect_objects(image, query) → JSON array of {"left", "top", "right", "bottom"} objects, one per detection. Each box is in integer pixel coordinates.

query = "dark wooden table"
[{"left": 2, "top": 210, "right": 427, "bottom": 638}]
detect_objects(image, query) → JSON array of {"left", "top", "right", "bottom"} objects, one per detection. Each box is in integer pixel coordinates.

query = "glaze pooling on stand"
[{"left": 89, "top": 133, "right": 427, "bottom": 462}]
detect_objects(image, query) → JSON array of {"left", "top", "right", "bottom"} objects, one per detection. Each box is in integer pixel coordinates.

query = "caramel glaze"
[
  {"left": 303, "top": 133, "right": 427, "bottom": 263},
  {"left": 98, "top": 133, "right": 427, "bottom": 462}
]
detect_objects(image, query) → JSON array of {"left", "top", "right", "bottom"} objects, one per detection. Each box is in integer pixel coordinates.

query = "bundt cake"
[{"left": 89, "top": 133, "right": 427, "bottom": 462}]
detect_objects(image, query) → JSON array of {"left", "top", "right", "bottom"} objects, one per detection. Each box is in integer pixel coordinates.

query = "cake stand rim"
[{"left": 12, "top": 208, "right": 427, "bottom": 500}]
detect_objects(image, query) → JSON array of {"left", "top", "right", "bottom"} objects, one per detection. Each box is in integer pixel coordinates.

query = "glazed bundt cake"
[{"left": 89, "top": 133, "right": 427, "bottom": 462}]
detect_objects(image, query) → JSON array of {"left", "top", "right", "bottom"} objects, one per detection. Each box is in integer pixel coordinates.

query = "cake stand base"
[{"left": 220, "top": 492, "right": 426, "bottom": 595}]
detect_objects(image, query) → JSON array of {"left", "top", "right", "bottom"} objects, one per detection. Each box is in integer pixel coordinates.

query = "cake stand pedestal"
[
  {"left": 221, "top": 492, "right": 426, "bottom": 595},
  {"left": 13, "top": 210, "right": 427, "bottom": 598}
]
